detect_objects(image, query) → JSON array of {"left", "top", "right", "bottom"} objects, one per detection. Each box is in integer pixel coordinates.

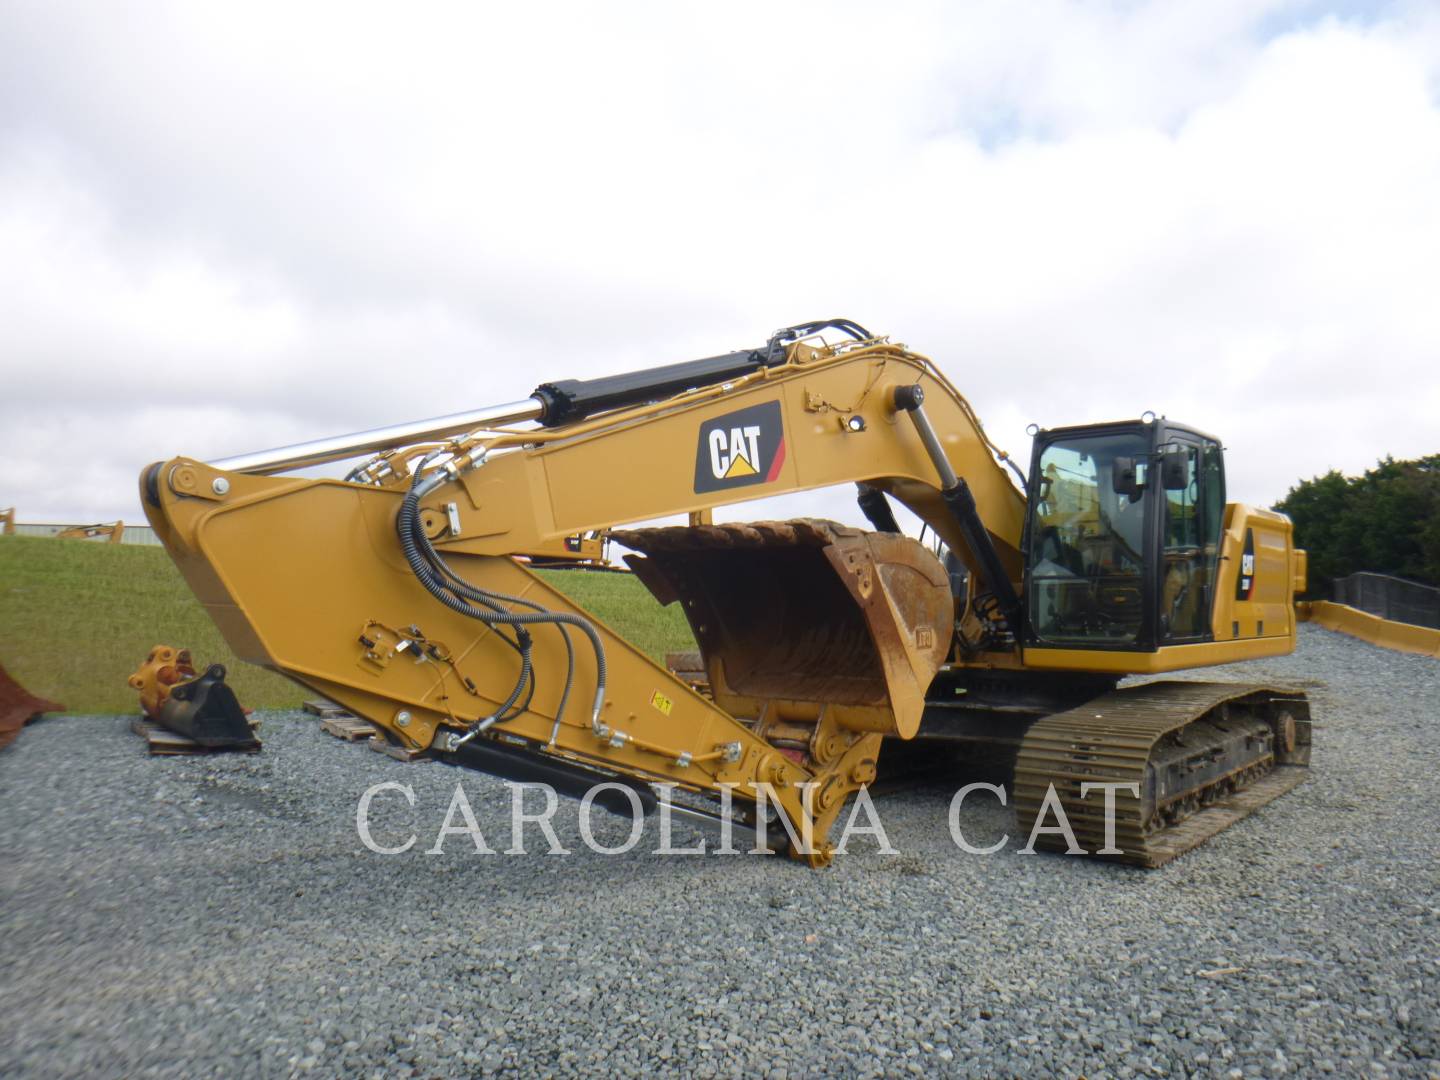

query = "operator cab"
[{"left": 1022, "top": 418, "right": 1225, "bottom": 651}]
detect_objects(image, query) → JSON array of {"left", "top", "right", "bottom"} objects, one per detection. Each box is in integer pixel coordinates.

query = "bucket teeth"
[
  {"left": 612, "top": 519, "right": 953, "bottom": 738},
  {"left": 616, "top": 519, "right": 833, "bottom": 551}
]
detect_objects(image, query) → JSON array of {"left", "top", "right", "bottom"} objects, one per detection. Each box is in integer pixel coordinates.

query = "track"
[{"left": 1012, "top": 680, "right": 1311, "bottom": 867}]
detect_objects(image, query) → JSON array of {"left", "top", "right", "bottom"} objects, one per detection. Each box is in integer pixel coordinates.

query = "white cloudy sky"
[{"left": 2, "top": 0, "right": 1437, "bottom": 528}]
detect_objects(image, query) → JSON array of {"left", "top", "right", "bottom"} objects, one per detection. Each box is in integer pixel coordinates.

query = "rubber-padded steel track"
[{"left": 1013, "top": 680, "right": 1311, "bottom": 868}]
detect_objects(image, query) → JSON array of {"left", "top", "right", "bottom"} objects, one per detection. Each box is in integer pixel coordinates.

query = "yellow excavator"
[
  {"left": 140, "top": 320, "right": 1310, "bottom": 867},
  {"left": 56, "top": 520, "right": 125, "bottom": 543}
]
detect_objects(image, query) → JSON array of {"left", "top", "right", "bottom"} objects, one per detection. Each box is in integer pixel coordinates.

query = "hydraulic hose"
[
  {"left": 411, "top": 510, "right": 577, "bottom": 739},
  {"left": 396, "top": 499, "right": 536, "bottom": 723},
  {"left": 395, "top": 482, "right": 607, "bottom": 742}
]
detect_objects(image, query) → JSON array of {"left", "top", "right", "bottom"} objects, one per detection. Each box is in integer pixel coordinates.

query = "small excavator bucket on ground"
[
  {"left": 129, "top": 647, "right": 257, "bottom": 749},
  {"left": 612, "top": 519, "right": 954, "bottom": 738},
  {"left": 0, "top": 663, "right": 63, "bottom": 751}
]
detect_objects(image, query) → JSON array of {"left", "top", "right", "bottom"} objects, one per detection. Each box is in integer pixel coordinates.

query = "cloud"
[{"left": 1, "top": 1, "right": 1437, "bottom": 529}]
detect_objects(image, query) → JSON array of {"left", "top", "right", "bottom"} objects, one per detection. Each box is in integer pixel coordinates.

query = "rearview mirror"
[
  {"left": 1111, "top": 457, "right": 1142, "bottom": 500},
  {"left": 1161, "top": 448, "right": 1190, "bottom": 490}
]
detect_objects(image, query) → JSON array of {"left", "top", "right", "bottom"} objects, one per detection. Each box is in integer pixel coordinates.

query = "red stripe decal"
[{"left": 765, "top": 437, "right": 787, "bottom": 482}]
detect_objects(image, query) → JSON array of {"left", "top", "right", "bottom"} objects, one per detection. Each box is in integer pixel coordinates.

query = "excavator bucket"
[
  {"left": 129, "top": 648, "right": 258, "bottom": 749},
  {"left": 612, "top": 520, "right": 954, "bottom": 738},
  {"left": 0, "top": 663, "right": 63, "bottom": 751},
  {"left": 156, "top": 664, "right": 256, "bottom": 749}
]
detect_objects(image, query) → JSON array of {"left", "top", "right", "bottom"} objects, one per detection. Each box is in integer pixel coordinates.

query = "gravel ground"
[{"left": 2, "top": 623, "right": 1438, "bottom": 1078}]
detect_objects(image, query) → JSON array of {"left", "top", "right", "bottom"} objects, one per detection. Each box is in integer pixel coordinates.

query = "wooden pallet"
[
  {"left": 369, "top": 735, "right": 427, "bottom": 762},
  {"left": 307, "top": 701, "right": 425, "bottom": 761},
  {"left": 130, "top": 715, "right": 262, "bottom": 756},
  {"left": 302, "top": 698, "right": 351, "bottom": 718},
  {"left": 320, "top": 715, "right": 378, "bottom": 741}
]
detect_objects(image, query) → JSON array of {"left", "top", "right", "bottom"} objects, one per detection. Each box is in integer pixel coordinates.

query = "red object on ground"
[{"left": 0, "top": 663, "right": 64, "bottom": 751}]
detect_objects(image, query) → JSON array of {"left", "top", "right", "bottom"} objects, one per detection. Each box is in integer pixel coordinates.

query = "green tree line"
[{"left": 1274, "top": 454, "right": 1440, "bottom": 594}]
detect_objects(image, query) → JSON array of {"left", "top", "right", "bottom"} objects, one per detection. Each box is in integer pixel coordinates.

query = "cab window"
[{"left": 1027, "top": 432, "right": 1149, "bottom": 645}]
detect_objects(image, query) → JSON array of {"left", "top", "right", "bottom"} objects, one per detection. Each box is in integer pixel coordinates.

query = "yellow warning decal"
[{"left": 650, "top": 690, "right": 674, "bottom": 716}]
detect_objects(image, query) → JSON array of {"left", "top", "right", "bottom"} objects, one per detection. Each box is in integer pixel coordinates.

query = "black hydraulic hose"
[
  {"left": 391, "top": 491, "right": 535, "bottom": 720},
  {"left": 397, "top": 502, "right": 537, "bottom": 721},
  {"left": 774, "top": 317, "right": 872, "bottom": 341},
  {"left": 396, "top": 484, "right": 608, "bottom": 733},
  {"left": 763, "top": 318, "right": 874, "bottom": 363},
  {"left": 409, "top": 509, "right": 577, "bottom": 731}
]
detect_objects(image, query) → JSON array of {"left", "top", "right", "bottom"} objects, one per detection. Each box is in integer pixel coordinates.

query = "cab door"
[{"left": 1157, "top": 437, "right": 1224, "bottom": 642}]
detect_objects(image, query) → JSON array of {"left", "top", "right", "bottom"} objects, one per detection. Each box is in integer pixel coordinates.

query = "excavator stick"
[{"left": 614, "top": 519, "right": 955, "bottom": 739}]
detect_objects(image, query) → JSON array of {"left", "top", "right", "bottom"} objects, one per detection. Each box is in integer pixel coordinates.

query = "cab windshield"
[{"left": 1028, "top": 432, "right": 1149, "bottom": 645}]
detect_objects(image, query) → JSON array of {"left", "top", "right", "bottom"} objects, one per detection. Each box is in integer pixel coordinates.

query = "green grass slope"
[{"left": 0, "top": 536, "right": 694, "bottom": 714}]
